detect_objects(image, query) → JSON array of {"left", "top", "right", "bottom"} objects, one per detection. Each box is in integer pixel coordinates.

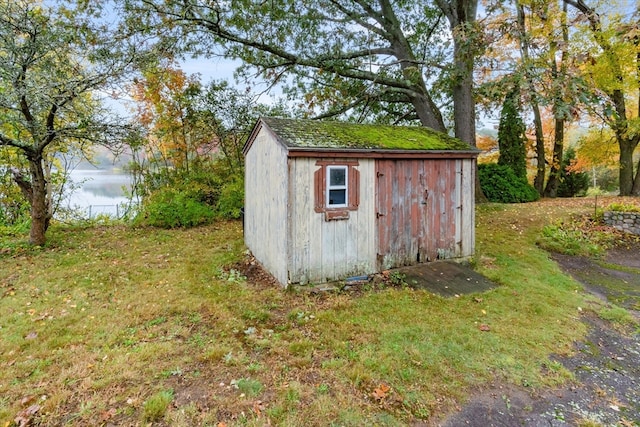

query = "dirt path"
[{"left": 440, "top": 245, "right": 640, "bottom": 426}]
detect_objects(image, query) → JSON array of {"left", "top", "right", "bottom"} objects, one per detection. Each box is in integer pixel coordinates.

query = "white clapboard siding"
[
  {"left": 244, "top": 127, "right": 289, "bottom": 285},
  {"left": 287, "top": 158, "right": 377, "bottom": 284},
  {"left": 461, "top": 158, "right": 475, "bottom": 258},
  {"left": 452, "top": 159, "right": 475, "bottom": 259}
]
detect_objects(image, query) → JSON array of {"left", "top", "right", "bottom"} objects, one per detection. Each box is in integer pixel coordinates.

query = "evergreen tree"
[
  {"left": 557, "top": 147, "right": 589, "bottom": 197},
  {"left": 497, "top": 89, "right": 528, "bottom": 181}
]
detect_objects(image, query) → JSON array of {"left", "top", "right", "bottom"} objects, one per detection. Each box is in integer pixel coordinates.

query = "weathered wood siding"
[
  {"left": 287, "top": 158, "right": 377, "bottom": 284},
  {"left": 376, "top": 158, "right": 474, "bottom": 270},
  {"left": 244, "top": 127, "right": 289, "bottom": 285},
  {"left": 458, "top": 159, "right": 475, "bottom": 258}
]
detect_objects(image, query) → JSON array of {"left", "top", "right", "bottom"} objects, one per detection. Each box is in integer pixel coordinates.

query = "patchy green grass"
[
  {"left": 0, "top": 198, "right": 625, "bottom": 426},
  {"left": 571, "top": 262, "right": 640, "bottom": 312}
]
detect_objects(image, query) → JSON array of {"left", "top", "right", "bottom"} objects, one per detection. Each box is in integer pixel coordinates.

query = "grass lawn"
[{"left": 0, "top": 197, "right": 634, "bottom": 426}]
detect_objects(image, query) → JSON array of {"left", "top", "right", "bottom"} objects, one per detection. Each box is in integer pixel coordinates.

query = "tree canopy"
[{"left": 120, "top": 1, "right": 482, "bottom": 136}]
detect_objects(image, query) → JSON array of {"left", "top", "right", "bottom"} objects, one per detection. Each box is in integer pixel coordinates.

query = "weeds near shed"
[
  {"left": 388, "top": 271, "right": 408, "bottom": 287},
  {"left": 537, "top": 213, "right": 625, "bottom": 257},
  {"left": 142, "top": 389, "right": 173, "bottom": 422}
]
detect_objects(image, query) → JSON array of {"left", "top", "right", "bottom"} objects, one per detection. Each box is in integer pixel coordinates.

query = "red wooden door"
[{"left": 376, "top": 159, "right": 457, "bottom": 269}]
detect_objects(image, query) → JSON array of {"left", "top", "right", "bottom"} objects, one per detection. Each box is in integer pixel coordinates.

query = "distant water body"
[{"left": 65, "top": 169, "right": 132, "bottom": 217}]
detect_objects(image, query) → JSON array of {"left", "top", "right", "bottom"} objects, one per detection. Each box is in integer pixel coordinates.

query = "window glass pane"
[
  {"left": 329, "top": 189, "right": 346, "bottom": 205},
  {"left": 329, "top": 168, "right": 346, "bottom": 186}
]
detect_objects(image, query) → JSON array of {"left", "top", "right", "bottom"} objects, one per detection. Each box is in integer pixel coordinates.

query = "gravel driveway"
[{"left": 440, "top": 244, "right": 640, "bottom": 427}]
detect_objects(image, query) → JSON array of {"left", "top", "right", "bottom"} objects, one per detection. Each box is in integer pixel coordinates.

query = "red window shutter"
[
  {"left": 314, "top": 167, "right": 324, "bottom": 212},
  {"left": 349, "top": 166, "right": 359, "bottom": 209}
]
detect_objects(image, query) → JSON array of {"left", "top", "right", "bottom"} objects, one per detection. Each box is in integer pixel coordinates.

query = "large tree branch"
[
  {"left": 0, "top": 133, "right": 33, "bottom": 154},
  {"left": 10, "top": 167, "right": 33, "bottom": 204},
  {"left": 327, "top": 0, "right": 389, "bottom": 38},
  {"left": 312, "top": 93, "right": 375, "bottom": 120},
  {"left": 178, "top": 16, "right": 421, "bottom": 95},
  {"left": 16, "top": 65, "right": 35, "bottom": 124}
]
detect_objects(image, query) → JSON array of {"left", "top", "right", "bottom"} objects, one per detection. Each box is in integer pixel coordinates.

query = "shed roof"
[
  {"left": 269, "top": 116, "right": 473, "bottom": 149},
  {"left": 244, "top": 117, "right": 480, "bottom": 159}
]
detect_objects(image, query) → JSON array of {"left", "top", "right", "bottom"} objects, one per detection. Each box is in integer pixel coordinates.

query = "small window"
[
  {"left": 314, "top": 160, "right": 359, "bottom": 218},
  {"left": 327, "top": 166, "right": 348, "bottom": 207}
]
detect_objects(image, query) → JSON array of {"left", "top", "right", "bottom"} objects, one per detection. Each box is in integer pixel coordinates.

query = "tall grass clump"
[
  {"left": 538, "top": 223, "right": 600, "bottom": 256},
  {"left": 142, "top": 389, "right": 174, "bottom": 422}
]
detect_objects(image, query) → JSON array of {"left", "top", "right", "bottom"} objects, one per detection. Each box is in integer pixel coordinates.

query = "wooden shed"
[{"left": 243, "top": 117, "right": 479, "bottom": 287}]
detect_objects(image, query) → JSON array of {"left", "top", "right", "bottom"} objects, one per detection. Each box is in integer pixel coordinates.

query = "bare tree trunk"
[
  {"left": 44, "top": 158, "right": 55, "bottom": 220},
  {"left": 435, "top": 0, "right": 486, "bottom": 202},
  {"left": 516, "top": 1, "right": 546, "bottom": 195},
  {"left": 631, "top": 155, "right": 640, "bottom": 195},
  {"left": 380, "top": 0, "right": 447, "bottom": 132},
  {"left": 544, "top": 118, "right": 564, "bottom": 198},
  {"left": 544, "top": 1, "right": 569, "bottom": 198},
  {"left": 619, "top": 140, "right": 637, "bottom": 195},
  {"left": 532, "top": 109, "right": 546, "bottom": 195},
  {"left": 27, "top": 155, "right": 50, "bottom": 245}
]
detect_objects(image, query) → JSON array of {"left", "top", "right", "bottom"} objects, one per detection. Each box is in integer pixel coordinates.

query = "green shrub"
[
  {"left": 136, "top": 188, "right": 215, "bottom": 228},
  {"left": 478, "top": 163, "right": 539, "bottom": 203},
  {"left": 606, "top": 203, "right": 640, "bottom": 213},
  {"left": 133, "top": 158, "right": 245, "bottom": 227},
  {"left": 216, "top": 177, "right": 244, "bottom": 219}
]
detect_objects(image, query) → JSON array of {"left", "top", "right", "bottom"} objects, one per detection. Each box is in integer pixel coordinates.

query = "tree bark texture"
[
  {"left": 27, "top": 155, "right": 50, "bottom": 246},
  {"left": 543, "top": 118, "right": 564, "bottom": 198},
  {"left": 435, "top": 0, "right": 486, "bottom": 201}
]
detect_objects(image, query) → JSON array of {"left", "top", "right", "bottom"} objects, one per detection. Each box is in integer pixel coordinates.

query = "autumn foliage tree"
[
  {"left": 564, "top": 0, "right": 640, "bottom": 195},
  {"left": 480, "top": 0, "right": 581, "bottom": 197},
  {"left": 132, "top": 61, "right": 206, "bottom": 173},
  {"left": 129, "top": 62, "right": 286, "bottom": 225}
]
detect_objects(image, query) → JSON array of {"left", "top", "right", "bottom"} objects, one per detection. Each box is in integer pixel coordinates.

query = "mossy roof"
[{"left": 260, "top": 117, "right": 475, "bottom": 152}]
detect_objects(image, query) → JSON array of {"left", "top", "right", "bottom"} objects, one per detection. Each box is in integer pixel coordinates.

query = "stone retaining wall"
[{"left": 603, "top": 211, "right": 640, "bottom": 235}]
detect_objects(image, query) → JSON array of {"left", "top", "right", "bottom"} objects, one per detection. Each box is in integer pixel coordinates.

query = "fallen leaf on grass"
[
  {"left": 372, "top": 383, "right": 391, "bottom": 401},
  {"left": 478, "top": 324, "right": 491, "bottom": 332},
  {"left": 25, "top": 332, "right": 38, "bottom": 340},
  {"left": 252, "top": 400, "right": 265, "bottom": 416},
  {"left": 100, "top": 408, "right": 117, "bottom": 421}
]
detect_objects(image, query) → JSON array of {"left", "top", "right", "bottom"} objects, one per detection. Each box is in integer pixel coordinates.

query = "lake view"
[{"left": 65, "top": 169, "right": 133, "bottom": 218}]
